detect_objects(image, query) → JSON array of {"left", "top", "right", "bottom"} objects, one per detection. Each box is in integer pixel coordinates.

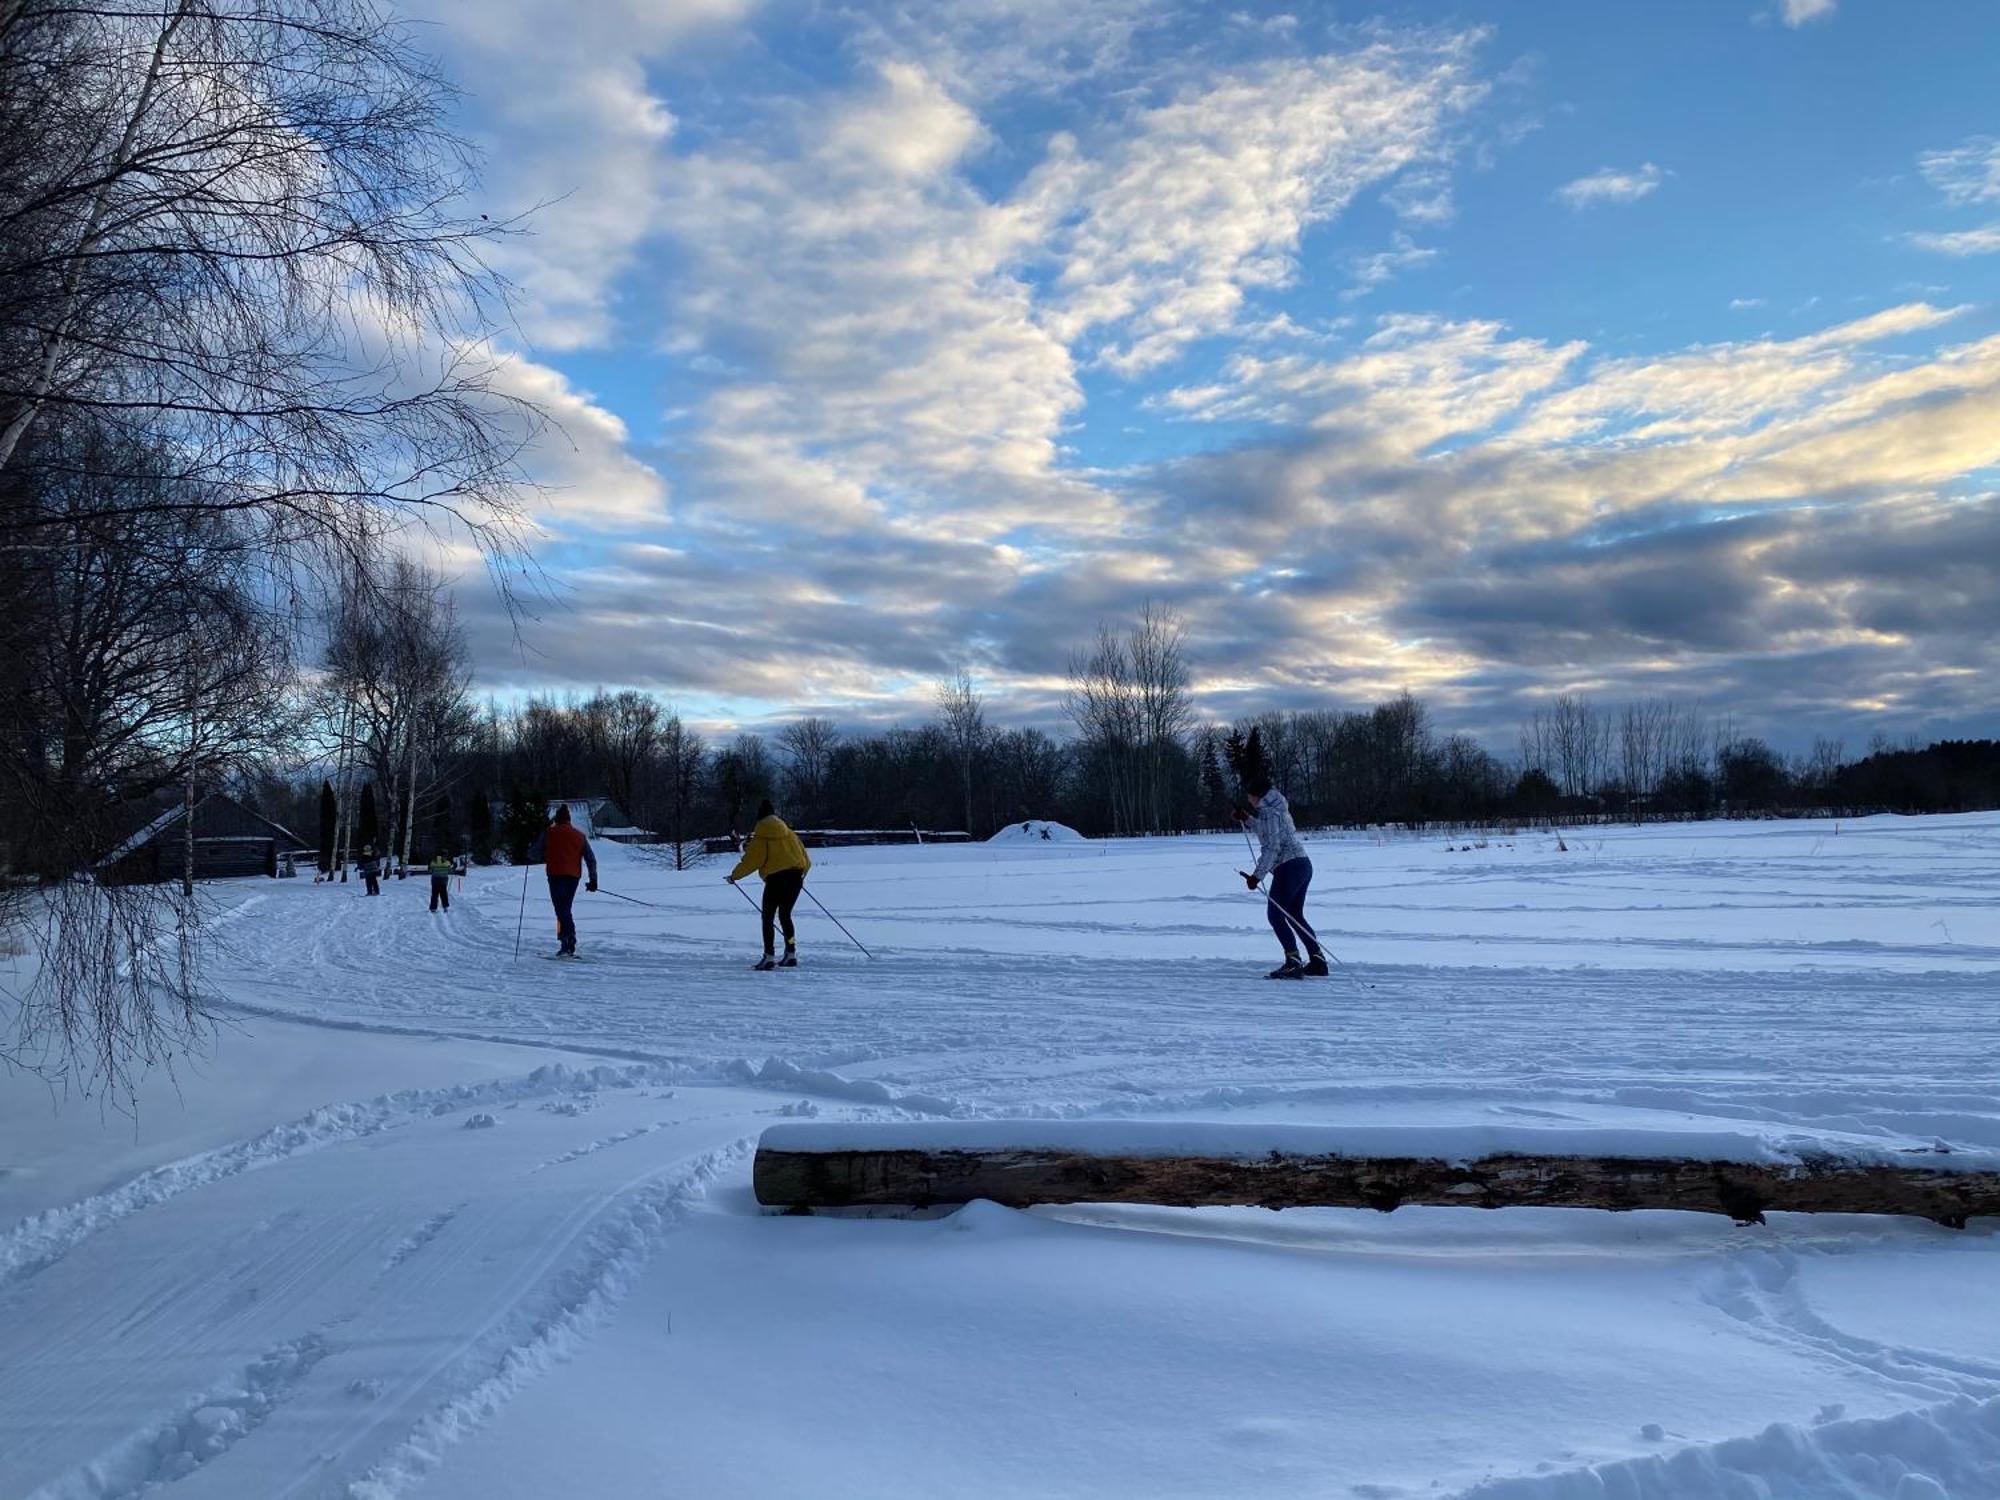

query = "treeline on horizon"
[{"left": 240, "top": 602, "right": 2000, "bottom": 863}]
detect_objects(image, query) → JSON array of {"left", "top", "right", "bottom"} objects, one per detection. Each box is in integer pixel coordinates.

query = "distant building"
[{"left": 97, "top": 793, "right": 312, "bottom": 885}]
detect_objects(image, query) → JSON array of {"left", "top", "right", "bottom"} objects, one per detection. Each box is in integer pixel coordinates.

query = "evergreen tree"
[
  {"left": 358, "top": 783, "right": 379, "bottom": 850},
  {"left": 468, "top": 787, "right": 494, "bottom": 865},
  {"left": 501, "top": 783, "right": 544, "bottom": 864},
  {"left": 1196, "top": 728, "right": 1228, "bottom": 827},
  {"left": 1226, "top": 727, "right": 1271, "bottom": 798},
  {"left": 317, "top": 781, "right": 336, "bottom": 871}
]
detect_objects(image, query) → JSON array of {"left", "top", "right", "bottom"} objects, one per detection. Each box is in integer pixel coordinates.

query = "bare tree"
[
  {"left": 777, "top": 717, "right": 838, "bottom": 825},
  {"left": 712, "top": 733, "right": 771, "bottom": 833},
  {"left": 587, "top": 691, "right": 662, "bottom": 823},
  {"left": 1064, "top": 622, "right": 1138, "bottom": 832},
  {"left": 318, "top": 554, "right": 470, "bottom": 876},
  {"left": 0, "top": 0, "right": 539, "bottom": 564},
  {"left": 934, "top": 667, "right": 986, "bottom": 836},
  {"left": 654, "top": 712, "right": 708, "bottom": 871},
  {"left": 1130, "top": 603, "right": 1195, "bottom": 831},
  {"left": 0, "top": 0, "right": 543, "bottom": 1090},
  {"left": 0, "top": 416, "right": 296, "bottom": 1093},
  {"left": 1063, "top": 607, "right": 1199, "bottom": 834}
]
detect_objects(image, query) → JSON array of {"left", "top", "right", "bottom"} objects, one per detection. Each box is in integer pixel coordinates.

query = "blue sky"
[{"left": 408, "top": 0, "right": 2000, "bottom": 751}]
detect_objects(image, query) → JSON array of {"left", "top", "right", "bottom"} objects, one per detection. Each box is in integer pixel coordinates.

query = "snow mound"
[
  {"left": 987, "top": 820, "right": 1085, "bottom": 844},
  {"left": 1458, "top": 1394, "right": 2000, "bottom": 1499}
]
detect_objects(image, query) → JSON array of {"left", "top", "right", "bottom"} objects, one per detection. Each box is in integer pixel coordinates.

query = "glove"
[
  {"left": 586, "top": 879, "right": 598, "bottom": 892},
  {"left": 725, "top": 875, "right": 736, "bottom": 885},
  {"left": 1243, "top": 872, "right": 1260, "bottom": 891}
]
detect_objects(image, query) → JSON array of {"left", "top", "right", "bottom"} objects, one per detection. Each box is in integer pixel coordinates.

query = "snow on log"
[{"left": 753, "top": 1123, "right": 2000, "bottom": 1227}]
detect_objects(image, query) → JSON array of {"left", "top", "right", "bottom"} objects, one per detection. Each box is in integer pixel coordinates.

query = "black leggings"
[
  {"left": 1266, "top": 856, "right": 1320, "bottom": 958},
  {"left": 761, "top": 868, "right": 804, "bottom": 954}
]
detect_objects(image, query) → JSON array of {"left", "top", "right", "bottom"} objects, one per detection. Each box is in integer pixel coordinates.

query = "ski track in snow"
[{"left": 4, "top": 814, "right": 1997, "bottom": 1497}]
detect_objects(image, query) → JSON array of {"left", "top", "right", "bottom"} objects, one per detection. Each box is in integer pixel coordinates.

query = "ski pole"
[
  {"left": 803, "top": 886, "right": 874, "bottom": 960},
  {"left": 512, "top": 861, "right": 530, "bottom": 960},
  {"left": 597, "top": 886, "right": 667, "bottom": 910}
]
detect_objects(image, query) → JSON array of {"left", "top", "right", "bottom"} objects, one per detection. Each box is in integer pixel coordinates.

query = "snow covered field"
[{"left": 4, "top": 813, "right": 1997, "bottom": 1498}]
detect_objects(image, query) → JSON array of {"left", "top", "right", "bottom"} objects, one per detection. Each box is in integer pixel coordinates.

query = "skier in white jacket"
[{"left": 1235, "top": 774, "right": 1327, "bottom": 980}]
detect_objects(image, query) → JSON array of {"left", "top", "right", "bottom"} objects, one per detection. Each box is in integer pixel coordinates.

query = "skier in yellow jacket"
[{"left": 727, "top": 799, "right": 812, "bottom": 970}]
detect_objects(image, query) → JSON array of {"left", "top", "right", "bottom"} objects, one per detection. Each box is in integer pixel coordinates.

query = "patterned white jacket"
[{"left": 1249, "top": 788, "right": 1307, "bottom": 880}]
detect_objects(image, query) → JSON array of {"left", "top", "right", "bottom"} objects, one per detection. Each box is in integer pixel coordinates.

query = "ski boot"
[
  {"left": 752, "top": 955, "right": 777, "bottom": 972},
  {"left": 1266, "top": 956, "right": 1306, "bottom": 980},
  {"left": 1302, "top": 954, "right": 1330, "bottom": 978},
  {"left": 778, "top": 948, "right": 798, "bottom": 968}
]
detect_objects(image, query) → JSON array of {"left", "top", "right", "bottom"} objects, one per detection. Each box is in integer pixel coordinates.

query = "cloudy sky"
[{"left": 415, "top": 0, "right": 2000, "bottom": 749}]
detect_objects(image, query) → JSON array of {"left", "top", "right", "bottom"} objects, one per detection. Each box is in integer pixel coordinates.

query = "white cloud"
[
  {"left": 1554, "top": 163, "right": 1666, "bottom": 209},
  {"left": 1344, "top": 234, "right": 1439, "bottom": 300},
  {"left": 1040, "top": 37, "right": 1487, "bottom": 372},
  {"left": 412, "top": 0, "right": 752, "bottom": 350},
  {"left": 413, "top": 8, "right": 2000, "bottom": 735},
  {"left": 489, "top": 355, "right": 671, "bottom": 532},
  {"left": 1907, "top": 224, "right": 2000, "bottom": 257},
  {"left": 828, "top": 61, "right": 985, "bottom": 179},
  {"left": 1510, "top": 302, "right": 1965, "bottom": 447},
  {"left": 1729, "top": 297, "right": 1767, "bottom": 310},
  {"left": 1919, "top": 137, "right": 2000, "bottom": 205},
  {"left": 1779, "top": 0, "right": 1836, "bottom": 27}
]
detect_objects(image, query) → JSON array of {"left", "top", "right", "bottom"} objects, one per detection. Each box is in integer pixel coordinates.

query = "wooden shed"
[{"left": 97, "top": 793, "right": 311, "bottom": 885}]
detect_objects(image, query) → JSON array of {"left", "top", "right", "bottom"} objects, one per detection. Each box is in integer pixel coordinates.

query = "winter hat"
[{"left": 756, "top": 799, "right": 775, "bottom": 819}]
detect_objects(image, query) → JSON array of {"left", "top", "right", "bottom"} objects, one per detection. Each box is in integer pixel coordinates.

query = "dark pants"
[
  {"left": 429, "top": 875, "right": 450, "bottom": 912},
  {"left": 548, "top": 874, "right": 580, "bottom": 952},
  {"left": 761, "top": 868, "right": 804, "bottom": 955},
  {"left": 363, "top": 871, "right": 380, "bottom": 896},
  {"left": 1266, "top": 856, "right": 1320, "bottom": 958}
]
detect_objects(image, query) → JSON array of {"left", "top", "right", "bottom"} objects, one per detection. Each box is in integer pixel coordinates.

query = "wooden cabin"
[{"left": 97, "top": 793, "right": 312, "bottom": 885}]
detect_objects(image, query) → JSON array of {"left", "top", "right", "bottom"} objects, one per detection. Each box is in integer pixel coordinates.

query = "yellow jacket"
[{"left": 729, "top": 816, "right": 812, "bottom": 882}]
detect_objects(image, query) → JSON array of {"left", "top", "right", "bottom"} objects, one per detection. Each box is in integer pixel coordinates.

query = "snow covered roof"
[
  {"left": 96, "top": 804, "right": 185, "bottom": 868},
  {"left": 95, "top": 793, "right": 310, "bottom": 868},
  {"left": 546, "top": 797, "right": 632, "bottom": 836}
]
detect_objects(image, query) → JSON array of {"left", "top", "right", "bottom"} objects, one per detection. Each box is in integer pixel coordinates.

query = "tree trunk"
[
  {"left": 399, "top": 734, "right": 418, "bottom": 875},
  {"left": 181, "top": 772, "right": 195, "bottom": 897},
  {"left": 754, "top": 1140, "right": 2000, "bottom": 1229},
  {"left": 333, "top": 697, "right": 356, "bottom": 881}
]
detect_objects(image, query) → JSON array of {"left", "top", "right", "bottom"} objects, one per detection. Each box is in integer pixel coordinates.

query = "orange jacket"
[{"left": 533, "top": 822, "right": 597, "bottom": 880}]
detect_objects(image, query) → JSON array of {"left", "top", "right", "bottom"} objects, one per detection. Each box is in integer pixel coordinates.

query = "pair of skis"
[{"left": 1238, "top": 828, "right": 1373, "bottom": 992}]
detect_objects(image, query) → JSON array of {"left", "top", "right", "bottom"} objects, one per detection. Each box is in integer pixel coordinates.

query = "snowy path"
[
  {"left": 208, "top": 821, "right": 2000, "bottom": 1146},
  {"left": 1, "top": 1065, "right": 768, "bottom": 1500},
  {"left": 3, "top": 813, "right": 1996, "bottom": 1498}
]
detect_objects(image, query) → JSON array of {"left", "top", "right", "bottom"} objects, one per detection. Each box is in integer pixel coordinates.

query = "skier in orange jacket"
[{"left": 528, "top": 805, "right": 598, "bottom": 957}]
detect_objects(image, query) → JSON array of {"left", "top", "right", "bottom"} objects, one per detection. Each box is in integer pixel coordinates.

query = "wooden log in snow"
[{"left": 752, "top": 1123, "right": 2000, "bottom": 1228}]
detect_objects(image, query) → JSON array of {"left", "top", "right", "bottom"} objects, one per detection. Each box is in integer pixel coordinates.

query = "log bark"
[{"left": 753, "top": 1145, "right": 2000, "bottom": 1227}]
